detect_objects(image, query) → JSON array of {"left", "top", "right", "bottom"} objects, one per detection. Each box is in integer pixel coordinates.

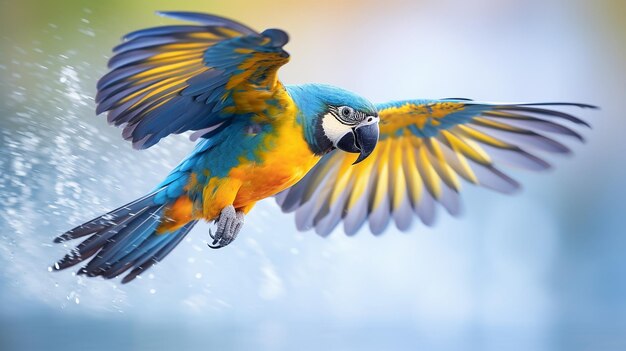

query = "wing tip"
[
  {"left": 261, "top": 28, "right": 289, "bottom": 47},
  {"left": 155, "top": 11, "right": 197, "bottom": 20},
  {"left": 155, "top": 11, "right": 257, "bottom": 35}
]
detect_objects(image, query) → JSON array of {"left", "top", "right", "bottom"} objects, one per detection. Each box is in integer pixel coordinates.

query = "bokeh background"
[{"left": 1, "top": 0, "right": 625, "bottom": 350}]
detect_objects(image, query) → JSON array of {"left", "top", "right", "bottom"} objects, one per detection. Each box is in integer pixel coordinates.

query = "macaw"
[{"left": 52, "top": 12, "right": 595, "bottom": 283}]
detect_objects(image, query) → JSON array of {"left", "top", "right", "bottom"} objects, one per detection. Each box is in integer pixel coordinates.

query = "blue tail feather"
[
  {"left": 82, "top": 206, "right": 164, "bottom": 271},
  {"left": 53, "top": 191, "right": 197, "bottom": 283},
  {"left": 121, "top": 221, "right": 197, "bottom": 284}
]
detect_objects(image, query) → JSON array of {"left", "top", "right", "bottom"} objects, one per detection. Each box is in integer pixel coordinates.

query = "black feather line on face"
[{"left": 312, "top": 116, "right": 335, "bottom": 155}]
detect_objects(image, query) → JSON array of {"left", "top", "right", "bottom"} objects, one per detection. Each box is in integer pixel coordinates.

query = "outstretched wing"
[
  {"left": 277, "top": 99, "right": 595, "bottom": 236},
  {"left": 96, "top": 11, "right": 290, "bottom": 149}
]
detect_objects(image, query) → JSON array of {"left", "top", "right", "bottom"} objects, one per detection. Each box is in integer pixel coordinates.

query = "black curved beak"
[{"left": 336, "top": 122, "right": 379, "bottom": 164}]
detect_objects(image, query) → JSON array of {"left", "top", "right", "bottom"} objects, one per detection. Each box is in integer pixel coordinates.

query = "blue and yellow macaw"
[{"left": 52, "top": 12, "right": 595, "bottom": 283}]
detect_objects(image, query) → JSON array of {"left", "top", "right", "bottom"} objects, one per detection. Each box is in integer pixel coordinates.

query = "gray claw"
[{"left": 208, "top": 205, "right": 245, "bottom": 249}]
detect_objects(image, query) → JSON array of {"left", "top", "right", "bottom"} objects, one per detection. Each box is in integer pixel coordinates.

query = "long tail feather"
[{"left": 52, "top": 191, "right": 197, "bottom": 283}]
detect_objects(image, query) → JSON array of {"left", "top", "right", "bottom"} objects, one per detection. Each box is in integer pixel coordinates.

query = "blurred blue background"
[{"left": 0, "top": 0, "right": 625, "bottom": 350}]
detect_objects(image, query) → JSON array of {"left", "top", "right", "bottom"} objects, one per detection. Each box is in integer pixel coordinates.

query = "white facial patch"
[{"left": 321, "top": 113, "right": 353, "bottom": 145}]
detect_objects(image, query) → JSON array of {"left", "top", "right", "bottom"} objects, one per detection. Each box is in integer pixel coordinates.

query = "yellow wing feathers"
[{"left": 277, "top": 100, "right": 594, "bottom": 235}]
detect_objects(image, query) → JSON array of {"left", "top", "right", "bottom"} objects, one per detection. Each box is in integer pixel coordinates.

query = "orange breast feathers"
[
  {"left": 171, "top": 112, "right": 320, "bottom": 230},
  {"left": 230, "top": 110, "right": 322, "bottom": 210},
  {"left": 159, "top": 90, "right": 321, "bottom": 231}
]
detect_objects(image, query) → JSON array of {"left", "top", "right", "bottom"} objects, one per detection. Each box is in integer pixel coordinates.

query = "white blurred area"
[{"left": 0, "top": 0, "right": 624, "bottom": 350}]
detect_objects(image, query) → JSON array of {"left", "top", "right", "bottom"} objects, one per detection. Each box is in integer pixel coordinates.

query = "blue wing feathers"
[
  {"left": 96, "top": 82, "right": 153, "bottom": 114},
  {"left": 113, "top": 35, "right": 182, "bottom": 53},
  {"left": 123, "top": 25, "right": 206, "bottom": 41},
  {"left": 96, "top": 12, "right": 290, "bottom": 148},
  {"left": 182, "top": 69, "right": 226, "bottom": 96},
  {"left": 156, "top": 11, "right": 257, "bottom": 35},
  {"left": 261, "top": 28, "right": 289, "bottom": 47},
  {"left": 97, "top": 64, "right": 151, "bottom": 90},
  {"left": 502, "top": 106, "right": 591, "bottom": 127},
  {"left": 107, "top": 50, "right": 156, "bottom": 70},
  {"left": 375, "top": 99, "right": 594, "bottom": 140}
]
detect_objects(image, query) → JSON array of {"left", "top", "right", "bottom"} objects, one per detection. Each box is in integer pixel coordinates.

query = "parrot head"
[
  {"left": 288, "top": 84, "right": 380, "bottom": 164},
  {"left": 320, "top": 102, "right": 380, "bottom": 164}
]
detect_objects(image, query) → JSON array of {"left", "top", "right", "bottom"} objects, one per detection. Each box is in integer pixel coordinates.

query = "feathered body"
[
  {"left": 51, "top": 12, "right": 595, "bottom": 283},
  {"left": 155, "top": 83, "right": 375, "bottom": 232}
]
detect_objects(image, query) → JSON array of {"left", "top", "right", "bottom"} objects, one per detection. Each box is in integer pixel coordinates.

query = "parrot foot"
[{"left": 207, "top": 205, "right": 244, "bottom": 249}]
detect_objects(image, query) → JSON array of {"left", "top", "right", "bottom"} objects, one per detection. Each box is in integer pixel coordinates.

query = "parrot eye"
[
  {"left": 339, "top": 106, "right": 354, "bottom": 118},
  {"left": 337, "top": 106, "right": 356, "bottom": 122}
]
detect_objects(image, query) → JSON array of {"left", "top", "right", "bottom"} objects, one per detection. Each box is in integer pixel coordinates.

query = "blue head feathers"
[
  {"left": 286, "top": 84, "right": 378, "bottom": 155},
  {"left": 287, "top": 84, "right": 377, "bottom": 118}
]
